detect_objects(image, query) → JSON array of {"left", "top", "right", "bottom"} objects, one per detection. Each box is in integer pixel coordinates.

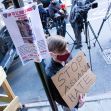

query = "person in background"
[
  {"left": 33, "top": 0, "right": 50, "bottom": 36},
  {"left": 69, "top": 0, "right": 96, "bottom": 49},
  {"left": 48, "top": 0, "right": 67, "bottom": 37},
  {"left": 69, "top": 0, "right": 85, "bottom": 49},
  {"left": 45, "top": 35, "right": 85, "bottom": 111}
]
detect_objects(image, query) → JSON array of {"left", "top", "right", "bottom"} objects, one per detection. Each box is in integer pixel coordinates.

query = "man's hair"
[{"left": 47, "top": 35, "right": 67, "bottom": 53}]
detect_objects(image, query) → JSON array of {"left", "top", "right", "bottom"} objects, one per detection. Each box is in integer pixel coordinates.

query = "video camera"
[
  {"left": 84, "top": 2, "right": 98, "bottom": 10},
  {"left": 75, "top": 1, "right": 98, "bottom": 20},
  {"left": 77, "top": 2, "right": 98, "bottom": 12},
  {"left": 73, "top": 1, "right": 98, "bottom": 23}
]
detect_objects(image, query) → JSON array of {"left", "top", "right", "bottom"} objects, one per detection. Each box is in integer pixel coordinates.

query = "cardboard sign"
[
  {"left": 51, "top": 51, "right": 96, "bottom": 109},
  {"left": 0, "top": 66, "right": 7, "bottom": 86}
]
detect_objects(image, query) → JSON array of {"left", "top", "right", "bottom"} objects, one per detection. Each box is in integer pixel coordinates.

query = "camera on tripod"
[
  {"left": 76, "top": 1, "right": 98, "bottom": 21},
  {"left": 79, "top": 2, "right": 98, "bottom": 11},
  {"left": 86, "top": 2, "right": 98, "bottom": 9}
]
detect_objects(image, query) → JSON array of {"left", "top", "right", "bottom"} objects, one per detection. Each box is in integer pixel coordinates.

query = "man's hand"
[{"left": 78, "top": 94, "right": 85, "bottom": 108}]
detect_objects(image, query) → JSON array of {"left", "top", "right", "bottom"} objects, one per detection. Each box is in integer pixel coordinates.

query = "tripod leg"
[
  {"left": 84, "top": 21, "right": 88, "bottom": 44},
  {"left": 87, "top": 26, "right": 93, "bottom": 70},
  {"left": 65, "top": 30, "right": 75, "bottom": 53},
  {"left": 88, "top": 43, "right": 93, "bottom": 71},
  {"left": 88, "top": 22, "right": 103, "bottom": 52},
  {"left": 66, "top": 30, "right": 75, "bottom": 43},
  {"left": 94, "top": 19, "right": 105, "bottom": 46},
  {"left": 94, "top": 9, "right": 111, "bottom": 46},
  {"left": 84, "top": 21, "right": 93, "bottom": 70}
]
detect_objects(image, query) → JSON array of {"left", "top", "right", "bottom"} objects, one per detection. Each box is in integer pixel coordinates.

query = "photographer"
[
  {"left": 48, "top": 0, "right": 67, "bottom": 37},
  {"left": 69, "top": 0, "right": 86, "bottom": 49},
  {"left": 69, "top": 0, "right": 95, "bottom": 49}
]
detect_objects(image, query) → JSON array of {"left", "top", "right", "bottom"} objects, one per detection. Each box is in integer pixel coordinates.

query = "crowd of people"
[{"left": 36, "top": 0, "right": 96, "bottom": 49}]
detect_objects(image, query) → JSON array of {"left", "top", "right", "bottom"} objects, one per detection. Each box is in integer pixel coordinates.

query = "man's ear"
[
  {"left": 49, "top": 51, "right": 56, "bottom": 57},
  {"left": 49, "top": 52, "right": 54, "bottom": 56}
]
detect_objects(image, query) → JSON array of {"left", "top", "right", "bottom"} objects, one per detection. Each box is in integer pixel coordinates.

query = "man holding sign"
[{"left": 46, "top": 35, "right": 88, "bottom": 111}]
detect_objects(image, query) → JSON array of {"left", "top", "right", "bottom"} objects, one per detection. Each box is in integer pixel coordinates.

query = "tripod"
[
  {"left": 94, "top": 2, "right": 111, "bottom": 47},
  {"left": 84, "top": 18, "right": 93, "bottom": 70},
  {"left": 83, "top": 14, "right": 104, "bottom": 70}
]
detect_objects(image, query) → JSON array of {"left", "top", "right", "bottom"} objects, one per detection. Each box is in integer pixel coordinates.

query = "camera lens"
[{"left": 92, "top": 3, "right": 98, "bottom": 9}]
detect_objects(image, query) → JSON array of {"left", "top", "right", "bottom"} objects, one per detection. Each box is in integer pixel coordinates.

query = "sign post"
[
  {"left": 5, "top": 0, "right": 58, "bottom": 110},
  {"left": 34, "top": 61, "right": 58, "bottom": 111}
]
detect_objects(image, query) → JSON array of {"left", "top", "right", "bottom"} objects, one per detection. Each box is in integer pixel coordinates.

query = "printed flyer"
[{"left": 1, "top": 3, "right": 49, "bottom": 65}]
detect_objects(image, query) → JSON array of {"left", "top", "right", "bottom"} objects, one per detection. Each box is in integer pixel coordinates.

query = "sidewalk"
[{"left": 26, "top": 92, "right": 111, "bottom": 111}]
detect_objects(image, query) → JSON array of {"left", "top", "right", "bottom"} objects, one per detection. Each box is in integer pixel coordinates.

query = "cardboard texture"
[
  {"left": 51, "top": 51, "right": 96, "bottom": 109},
  {"left": 0, "top": 66, "right": 7, "bottom": 86}
]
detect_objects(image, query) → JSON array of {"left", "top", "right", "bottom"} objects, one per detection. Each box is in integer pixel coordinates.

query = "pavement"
[{"left": 25, "top": 92, "right": 111, "bottom": 111}]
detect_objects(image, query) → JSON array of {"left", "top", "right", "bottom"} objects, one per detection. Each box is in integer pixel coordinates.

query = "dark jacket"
[
  {"left": 48, "top": 2, "right": 61, "bottom": 18},
  {"left": 45, "top": 59, "right": 68, "bottom": 106},
  {"left": 45, "top": 59, "right": 79, "bottom": 108},
  {"left": 69, "top": 0, "right": 85, "bottom": 24},
  {"left": 69, "top": 0, "right": 95, "bottom": 23}
]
